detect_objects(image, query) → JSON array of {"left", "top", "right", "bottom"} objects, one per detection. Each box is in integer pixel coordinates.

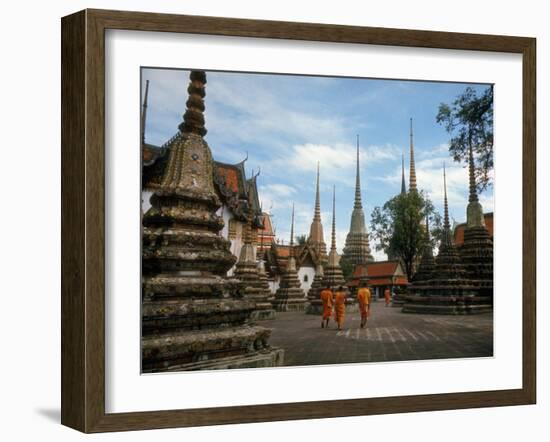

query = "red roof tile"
[
  {"left": 353, "top": 261, "right": 401, "bottom": 278},
  {"left": 215, "top": 166, "right": 240, "bottom": 194}
]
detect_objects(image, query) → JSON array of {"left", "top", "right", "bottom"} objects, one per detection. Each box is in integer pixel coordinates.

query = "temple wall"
[
  {"left": 217, "top": 206, "right": 245, "bottom": 276},
  {"left": 142, "top": 190, "right": 153, "bottom": 214},
  {"left": 297, "top": 265, "right": 315, "bottom": 293},
  {"left": 269, "top": 277, "right": 280, "bottom": 293}
]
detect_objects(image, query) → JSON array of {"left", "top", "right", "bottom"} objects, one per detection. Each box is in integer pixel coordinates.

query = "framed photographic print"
[{"left": 61, "top": 9, "right": 536, "bottom": 433}]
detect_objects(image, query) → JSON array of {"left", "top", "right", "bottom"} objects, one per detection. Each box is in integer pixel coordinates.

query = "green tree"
[
  {"left": 340, "top": 259, "right": 354, "bottom": 281},
  {"left": 295, "top": 234, "right": 307, "bottom": 246},
  {"left": 370, "top": 191, "right": 442, "bottom": 281},
  {"left": 436, "top": 86, "right": 494, "bottom": 192}
]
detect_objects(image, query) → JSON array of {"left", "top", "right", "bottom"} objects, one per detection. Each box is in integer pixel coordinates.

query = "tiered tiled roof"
[{"left": 348, "top": 261, "right": 408, "bottom": 287}]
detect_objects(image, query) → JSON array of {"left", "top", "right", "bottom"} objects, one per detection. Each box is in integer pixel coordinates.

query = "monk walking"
[
  {"left": 357, "top": 281, "right": 372, "bottom": 328},
  {"left": 384, "top": 287, "right": 392, "bottom": 307},
  {"left": 333, "top": 286, "right": 347, "bottom": 330},
  {"left": 319, "top": 285, "right": 334, "bottom": 328}
]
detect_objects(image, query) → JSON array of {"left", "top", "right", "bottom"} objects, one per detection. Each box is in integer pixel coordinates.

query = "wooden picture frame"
[{"left": 61, "top": 8, "right": 536, "bottom": 433}]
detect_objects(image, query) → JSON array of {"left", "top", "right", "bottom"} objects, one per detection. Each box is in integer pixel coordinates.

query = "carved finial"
[
  {"left": 179, "top": 71, "right": 207, "bottom": 136},
  {"left": 354, "top": 135, "right": 363, "bottom": 209},
  {"left": 314, "top": 162, "right": 321, "bottom": 221},
  {"left": 409, "top": 118, "right": 417, "bottom": 193},
  {"left": 468, "top": 144, "right": 478, "bottom": 203},
  {"left": 466, "top": 143, "right": 486, "bottom": 227}
]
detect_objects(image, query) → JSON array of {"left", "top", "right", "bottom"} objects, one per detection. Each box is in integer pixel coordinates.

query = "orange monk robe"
[
  {"left": 357, "top": 287, "right": 371, "bottom": 319},
  {"left": 384, "top": 288, "right": 391, "bottom": 306},
  {"left": 319, "top": 289, "right": 334, "bottom": 320},
  {"left": 333, "top": 291, "right": 347, "bottom": 326}
]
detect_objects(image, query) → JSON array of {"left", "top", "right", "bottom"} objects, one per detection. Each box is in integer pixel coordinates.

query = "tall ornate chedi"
[
  {"left": 323, "top": 187, "right": 357, "bottom": 311},
  {"left": 409, "top": 118, "right": 418, "bottom": 193},
  {"left": 404, "top": 215, "right": 436, "bottom": 304},
  {"left": 342, "top": 136, "right": 374, "bottom": 267},
  {"left": 272, "top": 205, "right": 307, "bottom": 311},
  {"left": 305, "top": 262, "right": 325, "bottom": 314},
  {"left": 257, "top": 256, "right": 274, "bottom": 303},
  {"left": 403, "top": 166, "right": 475, "bottom": 314},
  {"left": 233, "top": 201, "right": 276, "bottom": 320},
  {"left": 459, "top": 145, "right": 493, "bottom": 311},
  {"left": 307, "top": 162, "right": 327, "bottom": 262},
  {"left": 141, "top": 71, "right": 283, "bottom": 372}
]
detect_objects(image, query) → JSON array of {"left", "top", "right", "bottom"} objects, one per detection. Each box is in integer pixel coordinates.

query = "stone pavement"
[{"left": 262, "top": 301, "right": 493, "bottom": 367}]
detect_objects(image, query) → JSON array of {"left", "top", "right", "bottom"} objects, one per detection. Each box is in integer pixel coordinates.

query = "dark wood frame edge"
[{"left": 61, "top": 8, "right": 536, "bottom": 433}]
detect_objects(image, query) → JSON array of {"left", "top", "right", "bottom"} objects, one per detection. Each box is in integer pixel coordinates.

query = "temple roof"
[
  {"left": 245, "top": 175, "right": 262, "bottom": 214},
  {"left": 352, "top": 260, "right": 405, "bottom": 279},
  {"left": 214, "top": 160, "right": 248, "bottom": 198},
  {"left": 348, "top": 260, "right": 408, "bottom": 287},
  {"left": 258, "top": 213, "right": 275, "bottom": 236},
  {"left": 142, "top": 143, "right": 163, "bottom": 166},
  {"left": 265, "top": 242, "right": 321, "bottom": 276}
]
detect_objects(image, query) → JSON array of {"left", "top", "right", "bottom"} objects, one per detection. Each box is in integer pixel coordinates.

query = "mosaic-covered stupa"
[
  {"left": 272, "top": 205, "right": 307, "bottom": 311},
  {"left": 459, "top": 145, "right": 494, "bottom": 312},
  {"left": 322, "top": 187, "right": 357, "bottom": 311},
  {"left": 403, "top": 166, "right": 476, "bottom": 314},
  {"left": 305, "top": 262, "right": 325, "bottom": 314},
  {"left": 306, "top": 163, "right": 328, "bottom": 262},
  {"left": 403, "top": 215, "right": 436, "bottom": 303},
  {"left": 141, "top": 71, "right": 283, "bottom": 372},
  {"left": 341, "top": 136, "right": 374, "bottom": 267},
  {"left": 233, "top": 202, "right": 276, "bottom": 320}
]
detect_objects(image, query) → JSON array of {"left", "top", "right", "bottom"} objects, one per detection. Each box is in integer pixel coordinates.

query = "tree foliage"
[
  {"left": 295, "top": 234, "right": 307, "bottom": 246},
  {"left": 339, "top": 258, "right": 354, "bottom": 281},
  {"left": 370, "top": 191, "right": 442, "bottom": 281},
  {"left": 436, "top": 86, "right": 494, "bottom": 193}
]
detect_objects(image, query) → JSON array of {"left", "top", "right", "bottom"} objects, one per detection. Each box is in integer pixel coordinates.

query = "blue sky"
[{"left": 142, "top": 68, "right": 493, "bottom": 260}]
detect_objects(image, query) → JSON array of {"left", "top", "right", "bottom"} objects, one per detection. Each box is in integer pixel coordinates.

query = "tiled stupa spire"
[
  {"left": 459, "top": 145, "right": 494, "bottom": 306},
  {"left": 306, "top": 262, "right": 325, "bottom": 314},
  {"left": 409, "top": 118, "right": 418, "bottom": 193},
  {"left": 323, "top": 187, "right": 357, "bottom": 311},
  {"left": 273, "top": 204, "right": 307, "bottom": 311},
  {"left": 342, "top": 136, "right": 374, "bottom": 267},
  {"left": 323, "top": 187, "right": 346, "bottom": 287},
  {"left": 410, "top": 215, "right": 435, "bottom": 285},
  {"left": 233, "top": 199, "right": 276, "bottom": 320},
  {"left": 307, "top": 162, "right": 327, "bottom": 262},
  {"left": 141, "top": 71, "right": 283, "bottom": 371}
]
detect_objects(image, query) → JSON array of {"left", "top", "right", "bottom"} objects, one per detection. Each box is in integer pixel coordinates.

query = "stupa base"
[
  {"left": 306, "top": 301, "right": 323, "bottom": 315},
  {"left": 464, "top": 296, "right": 493, "bottom": 314},
  {"left": 145, "top": 348, "right": 284, "bottom": 373},
  {"left": 272, "top": 297, "right": 307, "bottom": 312},
  {"left": 391, "top": 294, "right": 407, "bottom": 307},
  {"left": 402, "top": 302, "right": 467, "bottom": 315},
  {"left": 251, "top": 308, "right": 277, "bottom": 320},
  {"left": 142, "top": 325, "right": 281, "bottom": 372}
]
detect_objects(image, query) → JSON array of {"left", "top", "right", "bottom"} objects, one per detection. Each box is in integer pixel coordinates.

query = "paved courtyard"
[{"left": 263, "top": 301, "right": 493, "bottom": 367}]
